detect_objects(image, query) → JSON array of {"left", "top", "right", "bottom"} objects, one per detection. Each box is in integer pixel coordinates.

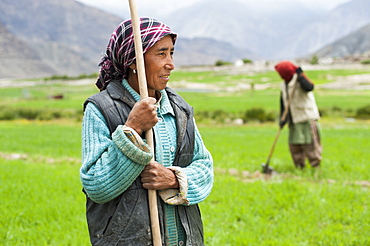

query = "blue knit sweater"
[{"left": 81, "top": 80, "right": 213, "bottom": 223}]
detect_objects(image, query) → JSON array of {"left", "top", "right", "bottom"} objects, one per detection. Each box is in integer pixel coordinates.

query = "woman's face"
[{"left": 144, "top": 35, "right": 175, "bottom": 93}]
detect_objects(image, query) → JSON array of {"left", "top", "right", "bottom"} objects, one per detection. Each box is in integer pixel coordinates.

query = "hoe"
[{"left": 262, "top": 78, "right": 297, "bottom": 174}]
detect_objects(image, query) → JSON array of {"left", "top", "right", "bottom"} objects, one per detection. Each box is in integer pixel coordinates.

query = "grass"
[
  {"left": 201, "top": 120, "right": 370, "bottom": 181},
  {"left": 1, "top": 159, "right": 88, "bottom": 245},
  {"left": 0, "top": 121, "right": 88, "bottom": 245},
  {"left": 204, "top": 174, "right": 369, "bottom": 245},
  {"left": 0, "top": 120, "right": 81, "bottom": 157},
  {"left": 1, "top": 66, "right": 370, "bottom": 245},
  {"left": 1, "top": 119, "right": 369, "bottom": 245}
]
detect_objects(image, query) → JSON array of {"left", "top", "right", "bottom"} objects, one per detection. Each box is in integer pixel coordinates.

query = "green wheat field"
[{"left": 1, "top": 65, "right": 369, "bottom": 245}]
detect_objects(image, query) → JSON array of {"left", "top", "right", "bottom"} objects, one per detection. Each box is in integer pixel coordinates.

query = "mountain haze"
[{"left": 0, "top": 0, "right": 369, "bottom": 79}]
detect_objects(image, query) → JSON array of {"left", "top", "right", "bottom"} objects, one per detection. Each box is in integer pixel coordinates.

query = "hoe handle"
[
  {"left": 265, "top": 127, "right": 282, "bottom": 166},
  {"left": 264, "top": 75, "right": 298, "bottom": 171}
]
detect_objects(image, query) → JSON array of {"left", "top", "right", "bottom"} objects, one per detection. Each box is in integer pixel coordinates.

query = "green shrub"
[
  {"left": 310, "top": 55, "right": 319, "bottom": 65},
  {"left": 265, "top": 111, "right": 276, "bottom": 122},
  {"left": 0, "top": 108, "right": 17, "bottom": 120},
  {"left": 243, "top": 108, "right": 275, "bottom": 123},
  {"left": 195, "top": 108, "right": 276, "bottom": 124},
  {"left": 360, "top": 59, "right": 370, "bottom": 65},
  {"left": 215, "top": 60, "right": 232, "bottom": 66},
  {"left": 195, "top": 110, "right": 232, "bottom": 123},
  {"left": 355, "top": 105, "right": 370, "bottom": 119},
  {"left": 244, "top": 108, "right": 265, "bottom": 122},
  {"left": 332, "top": 106, "right": 342, "bottom": 112},
  {"left": 43, "top": 73, "right": 98, "bottom": 81},
  {"left": 0, "top": 106, "right": 81, "bottom": 121},
  {"left": 18, "top": 108, "right": 40, "bottom": 120},
  {"left": 242, "top": 58, "right": 253, "bottom": 64}
]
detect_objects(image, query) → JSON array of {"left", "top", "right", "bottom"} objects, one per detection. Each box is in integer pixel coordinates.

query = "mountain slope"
[
  {"left": 162, "top": 0, "right": 370, "bottom": 59},
  {"left": 0, "top": 0, "right": 260, "bottom": 78},
  {"left": 0, "top": 22, "right": 56, "bottom": 78},
  {"left": 0, "top": 0, "right": 122, "bottom": 78},
  {"left": 313, "top": 24, "right": 370, "bottom": 58},
  {"left": 277, "top": 0, "right": 370, "bottom": 58},
  {"left": 162, "top": 0, "right": 278, "bottom": 58},
  {"left": 174, "top": 37, "right": 259, "bottom": 66},
  {"left": 162, "top": 0, "right": 326, "bottom": 59}
]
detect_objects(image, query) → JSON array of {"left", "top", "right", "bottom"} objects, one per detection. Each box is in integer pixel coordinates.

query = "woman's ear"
[{"left": 129, "top": 63, "right": 137, "bottom": 71}]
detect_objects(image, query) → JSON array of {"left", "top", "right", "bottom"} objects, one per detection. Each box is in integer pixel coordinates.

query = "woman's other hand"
[
  {"left": 125, "top": 97, "right": 158, "bottom": 135},
  {"left": 141, "top": 161, "right": 179, "bottom": 190}
]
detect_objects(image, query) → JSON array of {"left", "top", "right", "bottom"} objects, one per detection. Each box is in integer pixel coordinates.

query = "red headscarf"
[{"left": 274, "top": 61, "right": 298, "bottom": 82}]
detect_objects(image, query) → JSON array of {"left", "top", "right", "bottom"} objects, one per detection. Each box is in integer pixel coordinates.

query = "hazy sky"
[{"left": 77, "top": 0, "right": 351, "bottom": 18}]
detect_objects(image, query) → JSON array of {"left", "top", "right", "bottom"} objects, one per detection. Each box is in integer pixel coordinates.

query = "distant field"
[
  {"left": 1, "top": 67, "right": 370, "bottom": 119},
  {"left": 1, "top": 66, "right": 370, "bottom": 245}
]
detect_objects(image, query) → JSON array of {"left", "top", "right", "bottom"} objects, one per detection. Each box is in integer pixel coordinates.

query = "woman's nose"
[{"left": 165, "top": 60, "right": 175, "bottom": 71}]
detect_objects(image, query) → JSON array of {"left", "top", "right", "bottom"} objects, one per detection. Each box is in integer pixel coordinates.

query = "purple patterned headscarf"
[{"left": 96, "top": 17, "right": 177, "bottom": 91}]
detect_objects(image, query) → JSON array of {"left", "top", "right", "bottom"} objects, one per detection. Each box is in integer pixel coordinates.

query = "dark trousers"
[
  {"left": 289, "top": 120, "right": 322, "bottom": 168},
  {"left": 289, "top": 143, "right": 321, "bottom": 168}
]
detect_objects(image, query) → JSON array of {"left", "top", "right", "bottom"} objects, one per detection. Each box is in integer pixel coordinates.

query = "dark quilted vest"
[{"left": 83, "top": 81, "right": 204, "bottom": 246}]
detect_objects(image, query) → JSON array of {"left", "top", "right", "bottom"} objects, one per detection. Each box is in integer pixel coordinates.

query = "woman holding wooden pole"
[{"left": 80, "top": 16, "right": 214, "bottom": 245}]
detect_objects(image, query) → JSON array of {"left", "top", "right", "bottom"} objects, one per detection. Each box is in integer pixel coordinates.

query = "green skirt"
[{"left": 289, "top": 121, "right": 320, "bottom": 144}]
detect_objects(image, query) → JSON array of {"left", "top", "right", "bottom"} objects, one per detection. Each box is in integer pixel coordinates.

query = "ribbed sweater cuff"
[{"left": 112, "top": 125, "right": 153, "bottom": 165}]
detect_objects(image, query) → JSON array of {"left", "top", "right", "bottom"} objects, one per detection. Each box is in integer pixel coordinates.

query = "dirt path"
[
  {"left": 215, "top": 167, "right": 370, "bottom": 187},
  {"left": 318, "top": 73, "right": 370, "bottom": 90}
]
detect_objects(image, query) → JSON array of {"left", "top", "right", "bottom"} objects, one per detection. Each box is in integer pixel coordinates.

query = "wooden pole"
[{"left": 128, "top": 0, "right": 161, "bottom": 245}]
